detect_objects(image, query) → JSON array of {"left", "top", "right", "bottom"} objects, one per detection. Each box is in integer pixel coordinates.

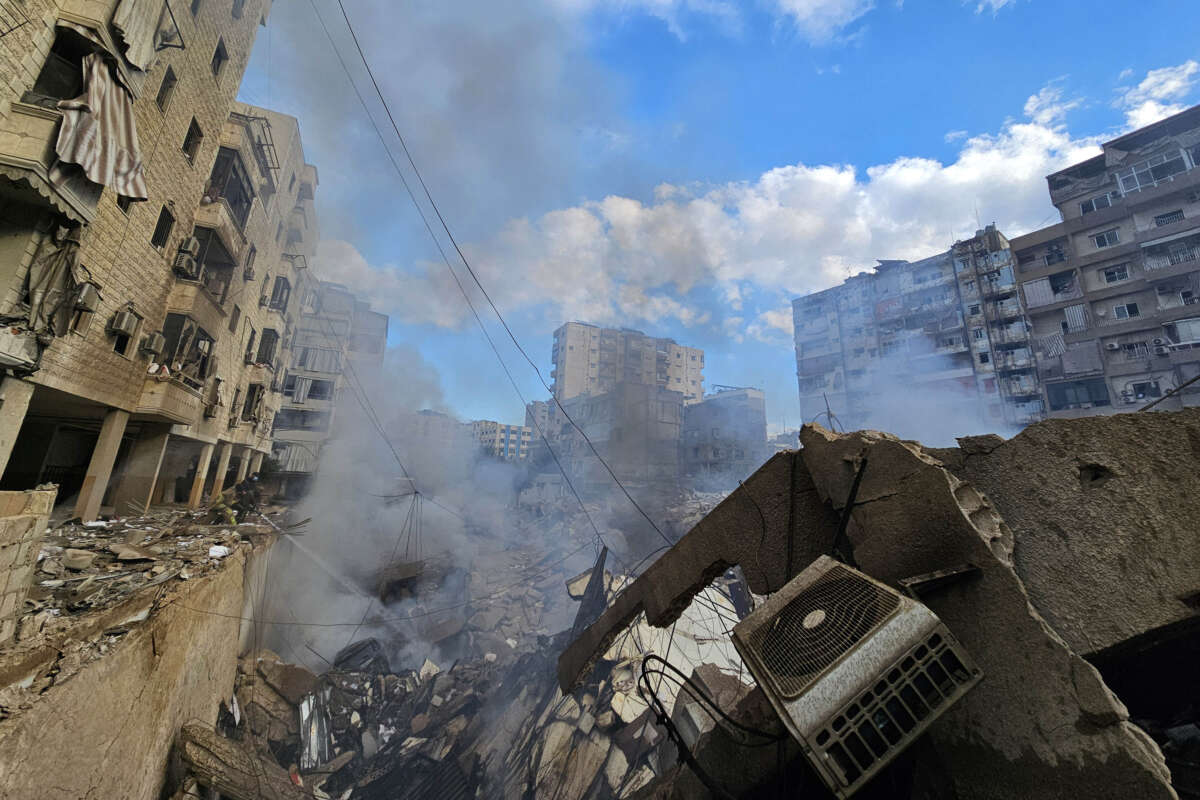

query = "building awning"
[
  {"left": 1140, "top": 227, "right": 1200, "bottom": 249},
  {"left": 0, "top": 163, "right": 90, "bottom": 225}
]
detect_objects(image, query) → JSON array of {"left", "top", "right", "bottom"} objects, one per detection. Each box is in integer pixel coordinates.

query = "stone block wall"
[{"left": 0, "top": 487, "right": 56, "bottom": 641}]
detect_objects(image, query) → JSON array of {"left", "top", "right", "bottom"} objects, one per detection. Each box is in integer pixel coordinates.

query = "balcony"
[
  {"left": 986, "top": 299, "right": 1023, "bottom": 321},
  {"left": 0, "top": 102, "right": 101, "bottom": 223},
  {"left": 912, "top": 365, "right": 975, "bottom": 383},
  {"left": 194, "top": 199, "right": 248, "bottom": 262},
  {"left": 1143, "top": 246, "right": 1198, "bottom": 272},
  {"left": 166, "top": 281, "right": 227, "bottom": 336},
  {"left": 135, "top": 376, "right": 203, "bottom": 425},
  {"left": 1004, "top": 377, "right": 1039, "bottom": 396},
  {"left": 994, "top": 350, "right": 1033, "bottom": 371}
]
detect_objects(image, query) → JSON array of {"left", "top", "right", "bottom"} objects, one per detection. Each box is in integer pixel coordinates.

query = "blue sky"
[{"left": 238, "top": 0, "right": 1200, "bottom": 430}]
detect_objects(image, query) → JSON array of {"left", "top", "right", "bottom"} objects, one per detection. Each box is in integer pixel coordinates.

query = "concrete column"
[
  {"left": 74, "top": 409, "right": 130, "bottom": 522},
  {"left": 187, "top": 443, "right": 214, "bottom": 510},
  {"left": 233, "top": 446, "right": 250, "bottom": 484},
  {"left": 249, "top": 451, "right": 264, "bottom": 474},
  {"left": 0, "top": 377, "right": 35, "bottom": 478},
  {"left": 208, "top": 441, "right": 233, "bottom": 502},
  {"left": 109, "top": 425, "right": 171, "bottom": 516}
]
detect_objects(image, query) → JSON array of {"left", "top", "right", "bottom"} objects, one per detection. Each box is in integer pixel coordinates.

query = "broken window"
[
  {"left": 1044, "top": 244, "right": 1066, "bottom": 265},
  {"left": 1079, "top": 193, "right": 1112, "bottom": 215},
  {"left": 161, "top": 313, "right": 214, "bottom": 388},
  {"left": 151, "top": 206, "right": 175, "bottom": 249},
  {"left": 211, "top": 38, "right": 228, "bottom": 77},
  {"left": 181, "top": 118, "right": 203, "bottom": 163},
  {"left": 1103, "top": 264, "right": 1130, "bottom": 284},
  {"left": 22, "top": 28, "right": 91, "bottom": 108},
  {"left": 155, "top": 66, "right": 177, "bottom": 111},
  {"left": 1123, "top": 342, "right": 1149, "bottom": 361},
  {"left": 204, "top": 147, "right": 254, "bottom": 228},
  {"left": 1114, "top": 302, "right": 1140, "bottom": 320},
  {"left": 242, "top": 383, "right": 265, "bottom": 421},
  {"left": 192, "top": 227, "right": 235, "bottom": 303},
  {"left": 256, "top": 328, "right": 279, "bottom": 365},
  {"left": 269, "top": 276, "right": 291, "bottom": 313},
  {"left": 1047, "top": 378, "right": 1110, "bottom": 411},
  {"left": 1092, "top": 229, "right": 1120, "bottom": 249}
]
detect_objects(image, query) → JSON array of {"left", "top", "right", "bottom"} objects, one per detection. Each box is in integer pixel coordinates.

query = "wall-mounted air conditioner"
[
  {"left": 732, "top": 556, "right": 982, "bottom": 799},
  {"left": 1104, "top": 342, "right": 1120, "bottom": 351},
  {"left": 107, "top": 310, "right": 139, "bottom": 338},
  {"left": 140, "top": 332, "right": 166, "bottom": 357},
  {"left": 74, "top": 282, "right": 101, "bottom": 312},
  {"left": 173, "top": 253, "right": 199, "bottom": 279},
  {"left": 1152, "top": 337, "right": 1167, "bottom": 346},
  {"left": 1153, "top": 345, "right": 1170, "bottom": 355}
]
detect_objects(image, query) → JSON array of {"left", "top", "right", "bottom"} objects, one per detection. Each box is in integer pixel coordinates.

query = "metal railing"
[{"left": 1143, "top": 247, "right": 1197, "bottom": 271}]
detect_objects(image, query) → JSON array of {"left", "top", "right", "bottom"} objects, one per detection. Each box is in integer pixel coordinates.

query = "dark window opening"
[
  {"left": 192, "top": 227, "right": 236, "bottom": 303},
  {"left": 242, "top": 383, "right": 265, "bottom": 421},
  {"left": 1047, "top": 378, "right": 1111, "bottom": 411},
  {"left": 161, "top": 312, "right": 215, "bottom": 389},
  {"left": 23, "top": 29, "right": 91, "bottom": 108},
  {"left": 243, "top": 245, "right": 257, "bottom": 279},
  {"left": 156, "top": 67, "right": 177, "bottom": 111},
  {"left": 244, "top": 327, "right": 257, "bottom": 364},
  {"left": 256, "top": 329, "right": 279, "bottom": 365},
  {"left": 151, "top": 207, "right": 175, "bottom": 249},
  {"left": 190, "top": 0, "right": 202, "bottom": 15},
  {"left": 203, "top": 147, "right": 254, "bottom": 228},
  {"left": 182, "top": 118, "right": 203, "bottom": 163},
  {"left": 269, "top": 276, "right": 291, "bottom": 313},
  {"left": 116, "top": 195, "right": 133, "bottom": 214},
  {"left": 232, "top": 0, "right": 245, "bottom": 17},
  {"left": 229, "top": 304, "right": 241, "bottom": 333},
  {"left": 211, "top": 39, "right": 228, "bottom": 77}
]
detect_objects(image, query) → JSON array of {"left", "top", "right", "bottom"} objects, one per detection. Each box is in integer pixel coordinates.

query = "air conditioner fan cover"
[{"left": 744, "top": 563, "right": 899, "bottom": 699}]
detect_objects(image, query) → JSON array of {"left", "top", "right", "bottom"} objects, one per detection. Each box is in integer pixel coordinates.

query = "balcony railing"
[
  {"left": 136, "top": 376, "right": 203, "bottom": 425},
  {"left": 1154, "top": 210, "right": 1185, "bottom": 227},
  {"left": 1144, "top": 247, "right": 1198, "bottom": 271}
]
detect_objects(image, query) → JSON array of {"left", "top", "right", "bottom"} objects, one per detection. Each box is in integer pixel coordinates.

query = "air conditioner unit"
[
  {"left": 1152, "top": 337, "right": 1167, "bottom": 346},
  {"left": 731, "top": 556, "right": 982, "bottom": 799},
  {"left": 178, "top": 236, "right": 201, "bottom": 258},
  {"left": 74, "top": 282, "right": 101, "bottom": 312},
  {"left": 1104, "top": 342, "right": 1120, "bottom": 351},
  {"left": 173, "top": 253, "right": 199, "bottom": 279},
  {"left": 244, "top": 267, "right": 256, "bottom": 281},
  {"left": 140, "top": 332, "right": 166, "bottom": 357},
  {"left": 107, "top": 310, "right": 139, "bottom": 338},
  {"left": 1154, "top": 345, "right": 1170, "bottom": 355}
]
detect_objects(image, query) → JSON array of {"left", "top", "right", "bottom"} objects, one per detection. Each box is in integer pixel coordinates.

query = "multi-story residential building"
[
  {"left": 550, "top": 322, "right": 704, "bottom": 404},
  {"left": 0, "top": 0, "right": 302, "bottom": 520},
  {"left": 524, "top": 399, "right": 551, "bottom": 436},
  {"left": 793, "top": 226, "right": 1042, "bottom": 432},
  {"left": 471, "top": 419, "right": 532, "bottom": 461},
  {"left": 680, "top": 385, "right": 768, "bottom": 483},
  {"left": 1013, "top": 105, "right": 1200, "bottom": 417},
  {"left": 270, "top": 281, "right": 387, "bottom": 496}
]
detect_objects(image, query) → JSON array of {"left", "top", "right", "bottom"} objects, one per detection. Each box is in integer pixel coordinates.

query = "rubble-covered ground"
[{"left": 163, "top": 489, "right": 746, "bottom": 800}]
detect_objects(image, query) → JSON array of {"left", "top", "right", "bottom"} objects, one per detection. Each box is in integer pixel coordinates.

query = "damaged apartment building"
[
  {"left": 0, "top": 0, "right": 383, "bottom": 518},
  {"left": 795, "top": 103, "right": 1200, "bottom": 430}
]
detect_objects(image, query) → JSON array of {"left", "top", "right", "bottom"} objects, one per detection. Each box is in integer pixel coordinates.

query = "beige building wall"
[{"left": 550, "top": 322, "right": 704, "bottom": 404}]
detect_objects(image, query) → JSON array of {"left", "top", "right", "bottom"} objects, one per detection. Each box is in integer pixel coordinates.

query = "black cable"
[
  {"left": 641, "top": 655, "right": 784, "bottom": 743},
  {"left": 331, "top": 0, "right": 675, "bottom": 549}
]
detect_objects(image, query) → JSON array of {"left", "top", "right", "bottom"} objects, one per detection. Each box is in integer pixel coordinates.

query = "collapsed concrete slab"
[
  {"left": 926, "top": 408, "right": 1200, "bottom": 660},
  {"left": 798, "top": 424, "right": 1176, "bottom": 800}
]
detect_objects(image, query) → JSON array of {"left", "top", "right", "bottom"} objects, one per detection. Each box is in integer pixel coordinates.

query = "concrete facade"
[
  {"left": 1013, "top": 105, "right": 1200, "bottom": 418},
  {"left": 471, "top": 419, "right": 532, "bottom": 460},
  {"left": 551, "top": 322, "right": 705, "bottom": 405},
  {"left": 679, "top": 385, "right": 769, "bottom": 484},
  {"left": 0, "top": 488, "right": 55, "bottom": 642},
  {"left": 0, "top": 1, "right": 360, "bottom": 518}
]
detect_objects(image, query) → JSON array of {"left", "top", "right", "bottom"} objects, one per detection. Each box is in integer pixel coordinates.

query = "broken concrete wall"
[
  {"left": 799, "top": 425, "right": 1176, "bottom": 800},
  {"left": 927, "top": 408, "right": 1200, "bottom": 659},
  {"left": 0, "top": 488, "right": 55, "bottom": 642},
  {"left": 0, "top": 542, "right": 269, "bottom": 800}
]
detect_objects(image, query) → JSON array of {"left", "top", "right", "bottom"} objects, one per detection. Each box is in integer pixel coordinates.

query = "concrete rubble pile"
[{"left": 558, "top": 407, "right": 1200, "bottom": 799}]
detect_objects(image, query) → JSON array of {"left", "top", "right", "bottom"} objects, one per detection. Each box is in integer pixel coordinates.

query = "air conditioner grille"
[{"left": 747, "top": 565, "right": 900, "bottom": 698}]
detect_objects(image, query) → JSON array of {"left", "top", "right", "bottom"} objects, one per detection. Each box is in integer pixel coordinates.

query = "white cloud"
[
  {"left": 1115, "top": 60, "right": 1199, "bottom": 129},
  {"left": 973, "top": 0, "right": 1019, "bottom": 12},
  {"left": 552, "top": 0, "right": 741, "bottom": 39},
  {"left": 773, "top": 0, "right": 875, "bottom": 42},
  {"left": 944, "top": 129, "right": 968, "bottom": 143},
  {"left": 333, "top": 64, "right": 1200, "bottom": 336}
]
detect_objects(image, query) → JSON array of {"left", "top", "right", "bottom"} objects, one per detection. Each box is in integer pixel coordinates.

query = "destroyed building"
[{"left": 679, "top": 385, "right": 769, "bottom": 487}]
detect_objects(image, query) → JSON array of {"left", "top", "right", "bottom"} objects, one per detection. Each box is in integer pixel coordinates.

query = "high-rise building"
[
  {"left": 550, "top": 322, "right": 704, "bottom": 404},
  {"left": 1013, "top": 105, "right": 1200, "bottom": 416},
  {"left": 0, "top": 1, "right": 307, "bottom": 519},
  {"left": 792, "top": 227, "right": 1041, "bottom": 432},
  {"left": 680, "top": 385, "right": 769, "bottom": 483},
  {"left": 471, "top": 420, "right": 532, "bottom": 461},
  {"left": 524, "top": 399, "right": 551, "bottom": 435}
]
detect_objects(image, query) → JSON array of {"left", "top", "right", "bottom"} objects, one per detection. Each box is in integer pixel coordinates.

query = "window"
[
  {"left": 972, "top": 328, "right": 985, "bottom": 340},
  {"left": 232, "top": 0, "right": 245, "bottom": 17},
  {"left": 256, "top": 329, "right": 279, "bottom": 365},
  {"left": 181, "top": 118, "right": 203, "bottom": 163},
  {"left": 1044, "top": 245, "right": 1066, "bottom": 265},
  {"left": 203, "top": 147, "right": 254, "bottom": 228},
  {"left": 151, "top": 206, "right": 175, "bottom": 249},
  {"left": 288, "top": 173, "right": 296, "bottom": 192},
  {"left": 1130, "top": 380, "right": 1161, "bottom": 399},
  {"left": 1122, "top": 342, "right": 1148, "bottom": 361},
  {"left": 1091, "top": 229, "right": 1120, "bottom": 248},
  {"left": 269, "top": 276, "right": 291, "bottom": 312},
  {"left": 161, "top": 314, "right": 215, "bottom": 387},
  {"left": 275, "top": 222, "right": 284, "bottom": 243},
  {"left": 307, "top": 379, "right": 334, "bottom": 400},
  {"left": 23, "top": 29, "right": 90, "bottom": 108},
  {"left": 211, "top": 39, "right": 228, "bottom": 77},
  {"left": 243, "top": 326, "right": 256, "bottom": 364},
  {"left": 1116, "top": 150, "right": 1189, "bottom": 194},
  {"left": 1103, "top": 264, "right": 1129, "bottom": 284},
  {"left": 1114, "top": 302, "right": 1140, "bottom": 320},
  {"left": 978, "top": 352, "right": 990, "bottom": 364},
  {"left": 1079, "top": 194, "right": 1112, "bottom": 215},
  {"left": 111, "top": 313, "right": 140, "bottom": 356},
  {"left": 116, "top": 195, "right": 133, "bottom": 214},
  {"left": 156, "top": 67, "right": 177, "bottom": 111},
  {"left": 229, "top": 304, "right": 241, "bottom": 333},
  {"left": 190, "top": 0, "right": 202, "bottom": 14},
  {"left": 968, "top": 303, "right": 981, "bottom": 315},
  {"left": 1047, "top": 378, "right": 1111, "bottom": 411},
  {"left": 1154, "top": 209, "right": 1185, "bottom": 227},
  {"left": 242, "top": 383, "right": 265, "bottom": 421},
  {"left": 243, "top": 245, "right": 257, "bottom": 279}
]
